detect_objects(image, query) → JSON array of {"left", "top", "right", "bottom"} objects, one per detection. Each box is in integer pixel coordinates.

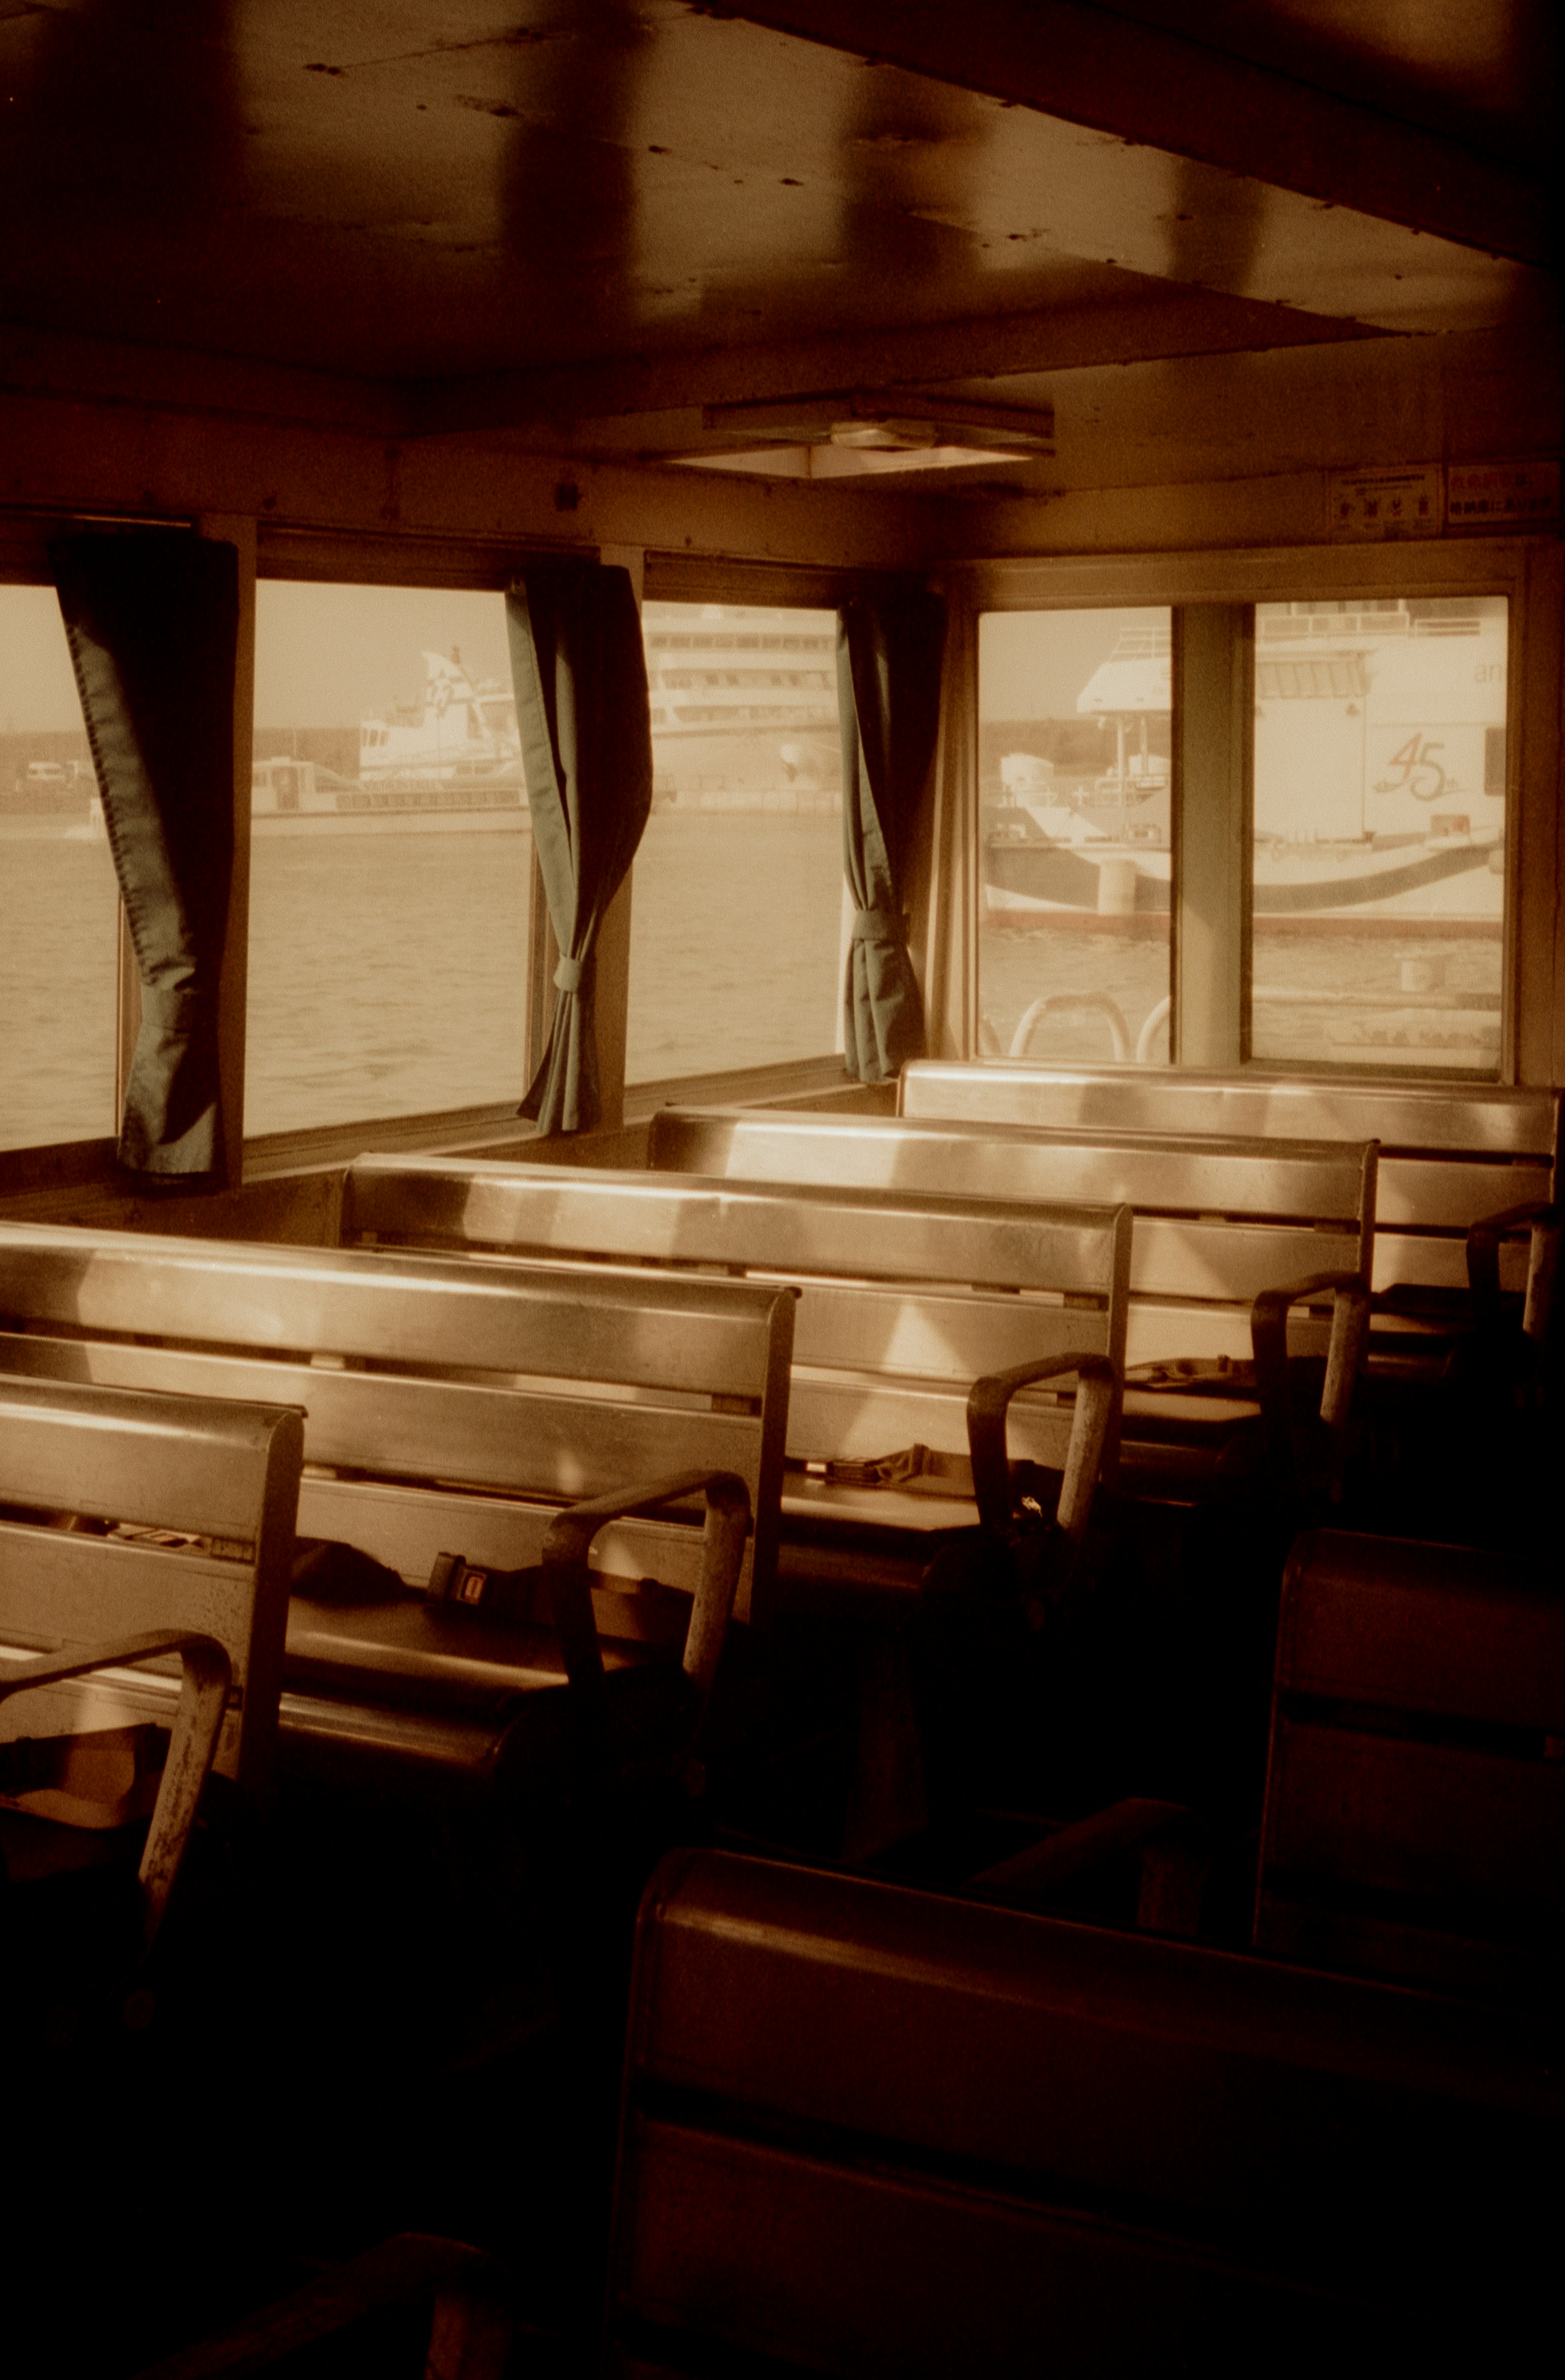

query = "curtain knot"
[
  {"left": 851, "top": 907, "right": 902, "bottom": 947},
  {"left": 553, "top": 955, "right": 584, "bottom": 994},
  {"left": 139, "top": 983, "right": 208, "bottom": 1035}
]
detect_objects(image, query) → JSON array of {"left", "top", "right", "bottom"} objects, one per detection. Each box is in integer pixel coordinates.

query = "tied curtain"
[
  {"left": 507, "top": 559, "right": 652, "bottom": 1136},
  {"left": 50, "top": 533, "right": 238, "bottom": 1179},
  {"left": 838, "top": 583, "right": 946, "bottom": 1082}
]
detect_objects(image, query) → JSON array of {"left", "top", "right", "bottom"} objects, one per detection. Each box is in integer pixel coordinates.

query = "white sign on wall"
[{"left": 1327, "top": 467, "right": 1444, "bottom": 541}]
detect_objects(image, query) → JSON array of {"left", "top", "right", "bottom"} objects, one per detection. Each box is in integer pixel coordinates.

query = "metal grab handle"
[
  {"left": 541, "top": 1469, "right": 751, "bottom": 1739},
  {"left": 1250, "top": 1272, "right": 1371, "bottom": 1491},
  {"left": 967, "top": 1352, "right": 1120, "bottom": 1541},
  {"left": 1466, "top": 1198, "right": 1560, "bottom": 1340},
  {"left": 0, "top": 1626, "right": 231, "bottom": 1947}
]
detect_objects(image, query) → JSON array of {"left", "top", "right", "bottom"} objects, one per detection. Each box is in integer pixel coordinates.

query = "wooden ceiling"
[{"left": 1, "top": 1, "right": 1556, "bottom": 490}]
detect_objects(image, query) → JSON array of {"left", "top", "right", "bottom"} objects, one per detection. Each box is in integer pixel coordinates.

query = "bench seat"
[
  {"left": 342, "top": 1157, "right": 1132, "bottom": 1588},
  {"left": 645, "top": 1105, "right": 1378, "bottom": 1493},
  {"left": 0, "top": 1222, "right": 795, "bottom": 1781},
  {"left": 900, "top": 1061, "right": 1559, "bottom": 1352},
  {"left": 607, "top": 1847, "right": 1559, "bottom": 2375}
]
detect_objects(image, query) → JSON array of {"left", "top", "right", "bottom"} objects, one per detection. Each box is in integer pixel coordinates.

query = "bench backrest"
[
  {"left": 1257, "top": 1528, "right": 1565, "bottom": 2004},
  {"left": 0, "top": 1372, "right": 303, "bottom": 1795},
  {"left": 647, "top": 1106, "right": 1376, "bottom": 1370},
  {"left": 901, "top": 1062, "right": 1558, "bottom": 1301},
  {"left": 342, "top": 1157, "right": 1131, "bottom": 1490},
  {"left": 0, "top": 1223, "right": 794, "bottom": 1629},
  {"left": 608, "top": 1848, "right": 1558, "bottom": 2373}
]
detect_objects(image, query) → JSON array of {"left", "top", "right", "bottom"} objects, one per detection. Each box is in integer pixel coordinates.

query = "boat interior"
[{"left": 1, "top": 4, "right": 1561, "bottom": 2372}]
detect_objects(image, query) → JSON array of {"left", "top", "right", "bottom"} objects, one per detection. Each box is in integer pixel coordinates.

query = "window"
[
  {"left": 247, "top": 582, "right": 531, "bottom": 1136},
  {"left": 978, "top": 608, "right": 1173, "bottom": 1066},
  {"left": 0, "top": 585, "right": 119, "bottom": 1149},
  {"left": 625, "top": 603, "right": 844, "bottom": 1083},
  {"left": 1249, "top": 597, "right": 1507, "bottom": 1077}
]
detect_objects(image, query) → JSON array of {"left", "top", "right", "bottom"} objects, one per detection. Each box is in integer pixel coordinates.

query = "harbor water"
[
  {"left": 0, "top": 811, "right": 847, "bottom": 1149},
  {"left": 1, "top": 814, "right": 1505, "bottom": 1155}
]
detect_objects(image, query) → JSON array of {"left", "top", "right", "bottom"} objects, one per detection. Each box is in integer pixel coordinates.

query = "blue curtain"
[
  {"left": 838, "top": 583, "right": 946, "bottom": 1082},
  {"left": 51, "top": 533, "right": 237, "bottom": 1179},
  {"left": 507, "top": 559, "right": 652, "bottom": 1136}
]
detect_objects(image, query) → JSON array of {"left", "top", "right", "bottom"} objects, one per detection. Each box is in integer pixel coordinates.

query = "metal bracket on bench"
[
  {"left": 1250, "top": 1272, "right": 1370, "bottom": 1495},
  {"left": 0, "top": 1627, "right": 231, "bottom": 1947},
  {"left": 1466, "top": 1198, "right": 1560, "bottom": 1341},
  {"left": 967, "top": 1352, "right": 1119, "bottom": 1542},
  {"left": 542, "top": 1469, "right": 750, "bottom": 1757}
]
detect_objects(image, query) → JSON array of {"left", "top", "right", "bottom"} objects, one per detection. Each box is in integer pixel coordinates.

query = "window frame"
[{"left": 959, "top": 538, "right": 1553, "bottom": 1087}]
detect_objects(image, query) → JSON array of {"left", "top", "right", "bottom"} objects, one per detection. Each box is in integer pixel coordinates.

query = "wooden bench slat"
[
  {"left": 788, "top": 1281, "right": 1109, "bottom": 1384},
  {"left": 1129, "top": 1217, "right": 1364, "bottom": 1300},
  {"left": 0, "top": 1330, "right": 765, "bottom": 1508},
  {"left": 650, "top": 1109, "right": 1373, "bottom": 1230},
  {"left": 901, "top": 1062, "right": 1560, "bottom": 1161},
  {"left": 1375, "top": 1154, "right": 1553, "bottom": 1229},
  {"left": 347, "top": 1158, "right": 1128, "bottom": 1298},
  {"left": 0, "top": 1222, "right": 782, "bottom": 1401}
]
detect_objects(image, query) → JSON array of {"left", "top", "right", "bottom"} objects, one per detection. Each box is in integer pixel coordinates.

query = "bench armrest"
[
  {"left": 967, "top": 1352, "right": 1120, "bottom": 1541},
  {"left": 1466, "top": 1199, "right": 1561, "bottom": 1339},
  {"left": 130, "top": 2232, "right": 510, "bottom": 2379},
  {"left": 1251, "top": 1273, "right": 1371, "bottom": 1484},
  {"left": 0, "top": 1627, "right": 231, "bottom": 1946},
  {"left": 542, "top": 1469, "right": 751, "bottom": 1731}
]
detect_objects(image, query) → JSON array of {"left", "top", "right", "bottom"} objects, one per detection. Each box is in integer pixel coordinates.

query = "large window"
[
  {"left": 0, "top": 586, "right": 120, "bottom": 1150},
  {"left": 247, "top": 582, "right": 531, "bottom": 1136},
  {"left": 978, "top": 608, "right": 1173, "bottom": 1067},
  {"left": 975, "top": 583, "right": 1512, "bottom": 1083},
  {"left": 1249, "top": 597, "right": 1507, "bottom": 1077},
  {"left": 625, "top": 603, "right": 844, "bottom": 1083}
]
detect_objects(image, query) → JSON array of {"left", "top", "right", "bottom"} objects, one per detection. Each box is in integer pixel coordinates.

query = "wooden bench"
[
  {"left": 342, "top": 1157, "right": 1131, "bottom": 1593},
  {"left": 900, "top": 1061, "right": 1561, "bottom": 1361},
  {"left": 0, "top": 1223, "right": 795, "bottom": 1785},
  {"left": 606, "top": 1847, "right": 1559, "bottom": 2374},
  {"left": 646, "top": 1105, "right": 1378, "bottom": 1490},
  {"left": 1256, "top": 1528, "right": 1565, "bottom": 2005},
  {"left": 0, "top": 1371, "right": 303, "bottom": 1968}
]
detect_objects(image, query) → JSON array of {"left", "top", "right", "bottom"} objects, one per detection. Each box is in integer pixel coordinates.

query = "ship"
[
  {"left": 641, "top": 602, "right": 842, "bottom": 812},
  {"left": 984, "top": 599, "right": 1508, "bottom": 934},
  {"left": 250, "top": 615, "right": 845, "bottom": 832},
  {"left": 252, "top": 649, "right": 528, "bottom": 834}
]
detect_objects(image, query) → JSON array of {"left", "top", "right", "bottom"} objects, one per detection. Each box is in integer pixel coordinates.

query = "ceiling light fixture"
[{"left": 701, "top": 390, "right": 1054, "bottom": 456}]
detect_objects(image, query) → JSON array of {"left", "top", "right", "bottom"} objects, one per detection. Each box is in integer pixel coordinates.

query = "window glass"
[
  {"left": 248, "top": 583, "right": 531, "bottom": 1135},
  {"left": 0, "top": 586, "right": 119, "bottom": 1149},
  {"left": 625, "top": 603, "right": 843, "bottom": 1083},
  {"left": 1250, "top": 597, "right": 1507, "bottom": 1076},
  {"left": 979, "top": 608, "right": 1173, "bottom": 1066}
]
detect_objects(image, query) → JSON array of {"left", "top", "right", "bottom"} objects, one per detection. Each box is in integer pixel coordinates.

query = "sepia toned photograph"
[{"left": 0, "top": 5, "right": 1558, "bottom": 2373}]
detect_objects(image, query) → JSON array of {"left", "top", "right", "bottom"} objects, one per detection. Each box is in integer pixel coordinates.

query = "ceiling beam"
[
  {"left": 0, "top": 320, "right": 411, "bottom": 438},
  {"left": 720, "top": 0, "right": 1553, "bottom": 266},
  {"left": 410, "top": 284, "right": 1377, "bottom": 441}
]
